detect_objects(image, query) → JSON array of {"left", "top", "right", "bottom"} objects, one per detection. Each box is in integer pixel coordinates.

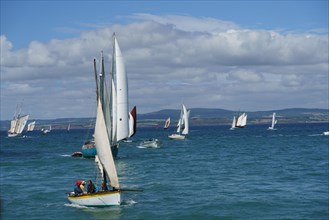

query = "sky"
[{"left": 1, "top": 0, "right": 328, "bottom": 120}]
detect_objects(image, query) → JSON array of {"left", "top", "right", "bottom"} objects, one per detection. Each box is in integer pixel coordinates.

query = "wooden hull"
[
  {"left": 168, "top": 134, "right": 185, "bottom": 140},
  {"left": 67, "top": 191, "right": 121, "bottom": 206}
]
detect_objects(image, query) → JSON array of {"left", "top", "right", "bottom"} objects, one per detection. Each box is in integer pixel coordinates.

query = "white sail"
[
  {"left": 128, "top": 112, "right": 134, "bottom": 137},
  {"left": 176, "top": 107, "right": 183, "bottom": 133},
  {"left": 241, "top": 114, "right": 247, "bottom": 127},
  {"left": 27, "top": 121, "right": 36, "bottom": 131},
  {"left": 94, "top": 98, "right": 120, "bottom": 189},
  {"left": 9, "top": 120, "right": 17, "bottom": 133},
  {"left": 236, "top": 113, "right": 247, "bottom": 127},
  {"left": 16, "top": 115, "right": 29, "bottom": 134},
  {"left": 182, "top": 106, "right": 190, "bottom": 135},
  {"left": 111, "top": 79, "right": 117, "bottom": 143},
  {"left": 128, "top": 106, "right": 136, "bottom": 138},
  {"left": 236, "top": 114, "right": 243, "bottom": 127},
  {"left": 114, "top": 36, "right": 129, "bottom": 142},
  {"left": 230, "top": 116, "right": 236, "bottom": 129}
]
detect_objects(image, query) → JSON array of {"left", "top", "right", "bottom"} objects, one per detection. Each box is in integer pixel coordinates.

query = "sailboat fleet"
[{"left": 5, "top": 33, "right": 326, "bottom": 209}]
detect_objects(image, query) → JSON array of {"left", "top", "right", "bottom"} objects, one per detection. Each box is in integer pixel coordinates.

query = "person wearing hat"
[{"left": 74, "top": 180, "right": 83, "bottom": 195}]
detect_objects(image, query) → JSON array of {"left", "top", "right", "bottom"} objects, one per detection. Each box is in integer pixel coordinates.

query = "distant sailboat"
[
  {"left": 268, "top": 112, "right": 277, "bottom": 130},
  {"left": 164, "top": 117, "right": 171, "bottom": 129},
  {"left": 27, "top": 121, "right": 36, "bottom": 132},
  {"left": 230, "top": 116, "right": 236, "bottom": 130},
  {"left": 67, "top": 124, "right": 71, "bottom": 132},
  {"left": 235, "top": 112, "right": 247, "bottom": 128},
  {"left": 8, "top": 104, "right": 29, "bottom": 137},
  {"left": 169, "top": 104, "right": 190, "bottom": 140},
  {"left": 42, "top": 125, "right": 51, "bottom": 134}
]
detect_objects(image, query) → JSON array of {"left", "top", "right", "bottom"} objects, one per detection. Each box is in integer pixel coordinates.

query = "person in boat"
[
  {"left": 101, "top": 181, "right": 108, "bottom": 191},
  {"left": 87, "top": 180, "right": 96, "bottom": 194},
  {"left": 74, "top": 180, "right": 84, "bottom": 195},
  {"left": 80, "top": 181, "right": 86, "bottom": 192}
]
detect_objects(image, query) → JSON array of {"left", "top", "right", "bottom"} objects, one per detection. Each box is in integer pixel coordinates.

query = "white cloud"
[{"left": 1, "top": 14, "right": 328, "bottom": 119}]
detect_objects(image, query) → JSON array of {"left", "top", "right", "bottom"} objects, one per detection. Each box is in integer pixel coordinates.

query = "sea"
[{"left": 0, "top": 122, "right": 328, "bottom": 220}]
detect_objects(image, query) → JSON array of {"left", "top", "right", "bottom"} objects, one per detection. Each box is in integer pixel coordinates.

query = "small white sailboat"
[
  {"left": 27, "top": 121, "right": 36, "bottom": 132},
  {"left": 139, "top": 138, "right": 161, "bottom": 148},
  {"left": 323, "top": 131, "right": 329, "bottom": 136},
  {"left": 268, "top": 112, "right": 277, "bottom": 130},
  {"left": 8, "top": 104, "right": 29, "bottom": 137},
  {"left": 42, "top": 125, "right": 51, "bottom": 134},
  {"left": 230, "top": 116, "right": 236, "bottom": 130},
  {"left": 67, "top": 124, "right": 71, "bottom": 132},
  {"left": 234, "top": 112, "right": 247, "bottom": 128},
  {"left": 169, "top": 104, "right": 190, "bottom": 140},
  {"left": 164, "top": 117, "right": 170, "bottom": 129}
]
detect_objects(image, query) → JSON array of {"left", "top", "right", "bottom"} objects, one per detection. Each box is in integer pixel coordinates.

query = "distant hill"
[{"left": 0, "top": 108, "right": 328, "bottom": 131}]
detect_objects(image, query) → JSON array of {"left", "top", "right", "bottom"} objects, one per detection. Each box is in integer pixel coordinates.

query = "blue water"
[{"left": 1, "top": 123, "right": 328, "bottom": 219}]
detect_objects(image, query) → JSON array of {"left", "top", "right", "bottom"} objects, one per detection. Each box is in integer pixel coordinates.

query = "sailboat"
[
  {"left": 169, "top": 104, "right": 190, "bottom": 140},
  {"left": 42, "top": 125, "right": 51, "bottom": 134},
  {"left": 81, "top": 33, "right": 130, "bottom": 158},
  {"left": 234, "top": 112, "right": 247, "bottom": 128},
  {"left": 164, "top": 117, "right": 170, "bottom": 129},
  {"left": 67, "top": 124, "right": 71, "bottom": 132},
  {"left": 27, "top": 121, "right": 36, "bottom": 132},
  {"left": 267, "top": 112, "right": 277, "bottom": 130},
  {"left": 8, "top": 105, "right": 29, "bottom": 137},
  {"left": 67, "top": 97, "right": 121, "bottom": 206},
  {"left": 230, "top": 116, "right": 236, "bottom": 130}
]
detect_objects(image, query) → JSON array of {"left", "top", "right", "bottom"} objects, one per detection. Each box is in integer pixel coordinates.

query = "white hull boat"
[
  {"left": 68, "top": 190, "right": 121, "bottom": 207},
  {"left": 139, "top": 138, "right": 161, "bottom": 148},
  {"left": 168, "top": 134, "right": 185, "bottom": 140}
]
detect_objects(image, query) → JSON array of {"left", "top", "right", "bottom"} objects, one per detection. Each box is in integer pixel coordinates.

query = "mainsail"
[
  {"left": 113, "top": 36, "right": 129, "bottom": 142},
  {"left": 27, "top": 121, "right": 36, "bottom": 131},
  {"left": 8, "top": 113, "right": 29, "bottom": 137}
]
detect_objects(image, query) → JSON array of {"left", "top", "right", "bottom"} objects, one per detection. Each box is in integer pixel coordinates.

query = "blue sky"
[
  {"left": 1, "top": 1, "right": 328, "bottom": 120},
  {"left": 2, "top": 1, "right": 327, "bottom": 49}
]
